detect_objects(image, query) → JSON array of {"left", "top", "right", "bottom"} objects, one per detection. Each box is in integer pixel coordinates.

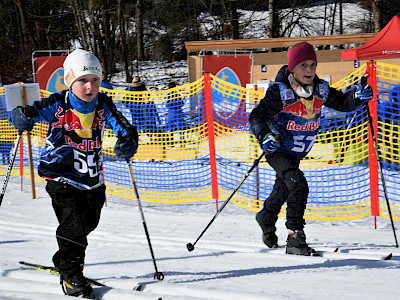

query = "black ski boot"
[
  {"left": 285, "top": 230, "right": 318, "bottom": 256},
  {"left": 61, "top": 273, "right": 95, "bottom": 298},
  {"left": 256, "top": 212, "right": 278, "bottom": 248},
  {"left": 262, "top": 231, "right": 279, "bottom": 248}
]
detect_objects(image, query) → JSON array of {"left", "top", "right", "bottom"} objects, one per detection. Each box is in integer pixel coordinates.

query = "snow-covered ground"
[
  {"left": 110, "top": 60, "right": 189, "bottom": 91},
  {"left": 2, "top": 3, "right": 398, "bottom": 298},
  {"left": 0, "top": 176, "right": 400, "bottom": 300}
]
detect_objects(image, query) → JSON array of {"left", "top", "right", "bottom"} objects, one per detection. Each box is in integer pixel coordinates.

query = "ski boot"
[
  {"left": 261, "top": 231, "right": 279, "bottom": 248},
  {"left": 256, "top": 213, "right": 278, "bottom": 248},
  {"left": 285, "top": 230, "right": 319, "bottom": 256},
  {"left": 61, "top": 273, "right": 95, "bottom": 298}
]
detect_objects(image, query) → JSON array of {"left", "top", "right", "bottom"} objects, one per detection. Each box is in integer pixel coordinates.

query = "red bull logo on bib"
[{"left": 282, "top": 96, "right": 324, "bottom": 120}]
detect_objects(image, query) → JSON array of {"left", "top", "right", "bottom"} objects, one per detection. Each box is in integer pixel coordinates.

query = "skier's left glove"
[
  {"left": 9, "top": 106, "right": 38, "bottom": 132},
  {"left": 114, "top": 133, "right": 138, "bottom": 160},
  {"left": 355, "top": 84, "right": 373, "bottom": 102}
]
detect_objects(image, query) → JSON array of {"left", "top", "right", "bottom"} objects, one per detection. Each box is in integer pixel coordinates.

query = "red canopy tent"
[{"left": 341, "top": 15, "right": 400, "bottom": 60}]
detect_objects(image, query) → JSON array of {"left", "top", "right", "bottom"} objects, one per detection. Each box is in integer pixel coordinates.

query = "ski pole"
[
  {"left": 0, "top": 131, "right": 22, "bottom": 207},
  {"left": 126, "top": 160, "right": 164, "bottom": 280},
  {"left": 187, "top": 152, "right": 265, "bottom": 252},
  {"left": 329, "top": 112, "right": 359, "bottom": 165},
  {"left": 361, "top": 75, "right": 398, "bottom": 248}
]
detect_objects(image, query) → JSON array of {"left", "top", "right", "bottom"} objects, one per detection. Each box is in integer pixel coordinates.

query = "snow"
[
  {"left": 110, "top": 60, "right": 189, "bottom": 91},
  {"left": 0, "top": 176, "right": 400, "bottom": 300}
]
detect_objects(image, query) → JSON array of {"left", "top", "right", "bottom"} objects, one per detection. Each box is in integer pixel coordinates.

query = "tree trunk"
[
  {"left": 372, "top": 0, "right": 383, "bottom": 32},
  {"left": 330, "top": 1, "right": 337, "bottom": 36},
  {"left": 99, "top": 0, "right": 116, "bottom": 77},
  {"left": 338, "top": 0, "right": 344, "bottom": 49},
  {"left": 87, "top": 0, "right": 98, "bottom": 54},
  {"left": 117, "top": 0, "right": 132, "bottom": 83},
  {"left": 136, "top": 0, "right": 145, "bottom": 61},
  {"left": 269, "top": 0, "right": 280, "bottom": 38},
  {"left": 268, "top": 0, "right": 275, "bottom": 39},
  {"left": 14, "top": 0, "right": 34, "bottom": 54},
  {"left": 228, "top": 0, "right": 239, "bottom": 39},
  {"left": 268, "top": 0, "right": 280, "bottom": 52},
  {"left": 339, "top": 0, "right": 343, "bottom": 35},
  {"left": 70, "top": 0, "right": 88, "bottom": 50}
]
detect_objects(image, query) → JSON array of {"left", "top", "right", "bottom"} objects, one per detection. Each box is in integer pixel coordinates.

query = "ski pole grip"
[{"left": 361, "top": 73, "right": 370, "bottom": 88}]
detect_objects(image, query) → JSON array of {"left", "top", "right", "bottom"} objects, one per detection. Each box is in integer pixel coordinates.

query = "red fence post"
[
  {"left": 19, "top": 135, "right": 23, "bottom": 191},
  {"left": 367, "top": 61, "right": 379, "bottom": 222},
  {"left": 204, "top": 73, "right": 219, "bottom": 210}
]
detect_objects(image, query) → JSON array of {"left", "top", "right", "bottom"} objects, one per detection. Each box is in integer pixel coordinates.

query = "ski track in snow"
[{"left": 1, "top": 178, "right": 400, "bottom": 299}]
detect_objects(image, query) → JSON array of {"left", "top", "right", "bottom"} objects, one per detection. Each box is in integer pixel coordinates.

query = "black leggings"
[{"left": 46, "top": 180, "right": 106, "bottom": 276}]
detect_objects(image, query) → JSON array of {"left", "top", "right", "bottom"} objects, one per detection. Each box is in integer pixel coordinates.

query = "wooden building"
[{"left": 185, "top": 33, "right": 400, "bottom": 85}]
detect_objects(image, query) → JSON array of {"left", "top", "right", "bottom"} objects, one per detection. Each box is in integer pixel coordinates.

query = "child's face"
[
  {"left": 292, "top": 60, "right": 317, "bottom": 86},
  {"left": 71, "top": 74, "right": 101, "bottom": 102}
]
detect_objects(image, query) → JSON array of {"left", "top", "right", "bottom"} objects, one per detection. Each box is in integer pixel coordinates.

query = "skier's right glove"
[
  {"left": 260, "top": 133, "right": 280, "bottom": 154},
  {"left": 114, "top": 133, "right": 138, "bottom": 160},
  {"left": 9, "top": 106, "right": 38, "bottom": 132}
]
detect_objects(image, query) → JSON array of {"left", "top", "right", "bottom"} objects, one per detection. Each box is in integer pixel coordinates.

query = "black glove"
[
  {"left": 114, "top": 134, "right": 138, "bottom": 160},
  {"left": 9, "top": 106, "right": 38, "bottom": 132}
]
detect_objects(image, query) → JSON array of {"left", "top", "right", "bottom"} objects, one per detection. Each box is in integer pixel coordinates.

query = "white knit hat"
[{"left": 63, "top": 49, "right": 102, "bottom": 88}]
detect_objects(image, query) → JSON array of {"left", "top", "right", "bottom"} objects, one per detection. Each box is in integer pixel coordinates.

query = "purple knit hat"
[{"left": 287, "top": 42, "right": 317, "bottom": 72}]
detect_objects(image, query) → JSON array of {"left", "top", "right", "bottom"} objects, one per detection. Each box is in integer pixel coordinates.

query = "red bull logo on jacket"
[
  {"left": 65, "top": 135, "right": 101, "bottom": 151},
  {"left": 282, "top": 96, "right": 324, "bottom": 120},
  {"left": 287, "top": 119, "right": 320, "bottom": 131}
]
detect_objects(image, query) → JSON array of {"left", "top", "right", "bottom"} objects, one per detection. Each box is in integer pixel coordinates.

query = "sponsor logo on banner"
[
  {"left": 46, "top": 67, "right": 68, "bottom": 93},
  {"left": 35, "top": 55, "right": 67, "bottom": 92},
  {"left": 212, "top": 67, "right": 242, "bottom": 120}
]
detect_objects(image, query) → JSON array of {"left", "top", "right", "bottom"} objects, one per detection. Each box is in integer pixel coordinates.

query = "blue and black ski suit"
[
  {"left": 249, "top": 65, "right": 365, "bottom": 232},
  {"left": 13, "top": 90, "right": 138, "bottom": 277}
]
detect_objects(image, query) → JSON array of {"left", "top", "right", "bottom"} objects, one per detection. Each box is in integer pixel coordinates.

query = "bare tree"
[
  {"left": 14, "top": 0, "right": 36, "bottom": 54},
  {"left": 372, "top": 0, "right": 383, "bottom": 32},
  {"left": 136, "top": 0, "right": 145, "bottom": 61},
  {"left": 268, "top": 0, "right": 279, "bottom": 38},
  {"left": 69, "top": 0, "right": 89, "bottom": 49},
  {"left": 339, "top": 0, "right": 343, "bottom": 35},
  {"left": 117, "top": 0, "right": 135, "bottom": 83},
  {"left": 228, "top": 0, "right": 239, "bottom": 39}
]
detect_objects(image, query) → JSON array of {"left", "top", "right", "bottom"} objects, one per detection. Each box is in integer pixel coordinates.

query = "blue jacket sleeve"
[{"left": 102, "top": 95, "right": 138, "bottom": 142}]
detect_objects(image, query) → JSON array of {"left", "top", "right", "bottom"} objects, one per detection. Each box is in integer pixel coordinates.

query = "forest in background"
[{"left": 0, "top": 0, "right": 399, "bottom": 85}]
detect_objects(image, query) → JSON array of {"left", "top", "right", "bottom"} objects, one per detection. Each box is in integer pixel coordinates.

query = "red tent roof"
[{"left": 341, "top": 16, "right": 400, "bottom": 60}]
